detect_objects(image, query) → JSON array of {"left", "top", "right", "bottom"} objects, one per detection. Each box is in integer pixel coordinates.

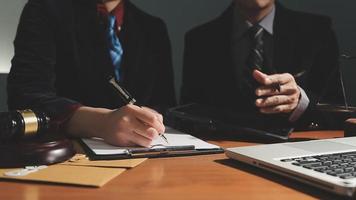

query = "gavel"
[{"left": 345, "top": 119, "right": 356, "bottom": 137}]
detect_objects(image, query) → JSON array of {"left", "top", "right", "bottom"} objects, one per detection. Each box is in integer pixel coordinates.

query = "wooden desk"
[{"left": 0, "top": 131, "right": 348, "bottom": 200}]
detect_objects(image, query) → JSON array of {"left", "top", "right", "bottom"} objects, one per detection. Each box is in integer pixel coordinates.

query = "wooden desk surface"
[{"left": 0, "top": 131, "right": 349, "bottom": 200}]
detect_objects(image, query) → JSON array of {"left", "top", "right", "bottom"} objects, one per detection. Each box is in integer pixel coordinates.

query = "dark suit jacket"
[
  {"left": 181, "top": 2, "right": 344, "bottom": 128},
  {"left": 7, "top": 0, "right": 176, "bottom": 121}
]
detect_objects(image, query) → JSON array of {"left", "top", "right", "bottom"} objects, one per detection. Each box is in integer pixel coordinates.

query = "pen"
[
  {"left": 108, "top": 77, "right": 169, "bottom": 144},
  {"left": 293, "top": 70, "right": 306, "bottom": 79},
  {"left": 271, "top": 70, "right": 307, "bottom": 92}
]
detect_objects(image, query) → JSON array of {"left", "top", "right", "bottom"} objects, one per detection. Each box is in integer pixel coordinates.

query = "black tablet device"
[{"left": 167, "top": 103, "right": 294, "bottom": 141}]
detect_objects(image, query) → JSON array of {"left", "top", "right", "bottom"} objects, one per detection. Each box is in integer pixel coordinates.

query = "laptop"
[
  {"left": 168, "top": 103, "right": 294, "bottom": 140},
  {"left": 226, "top": 137, "right": 356, "bottom": 197}
]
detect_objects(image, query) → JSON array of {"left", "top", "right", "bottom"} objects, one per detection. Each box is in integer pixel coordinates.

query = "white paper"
[{"left": 81, "top": 127, "right": 221, "bottom": 156}]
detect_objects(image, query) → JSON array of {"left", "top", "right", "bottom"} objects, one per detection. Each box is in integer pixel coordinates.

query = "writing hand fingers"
[
  {"left": 129, "top": 118, "right": 159, "bottom": 140},
  {"left": 124, "top": 105, "right": 165, "bottom": 133},
  {"left": 141, "top": 107, "right": 164, "bottom": 124},
  {"left": 128, "top": 131, "right": 154, "bottom": 147}
]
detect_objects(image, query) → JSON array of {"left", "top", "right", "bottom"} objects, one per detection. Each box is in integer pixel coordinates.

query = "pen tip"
[{"left": 161, "top": 134, "right": 169, "bottom": 144}]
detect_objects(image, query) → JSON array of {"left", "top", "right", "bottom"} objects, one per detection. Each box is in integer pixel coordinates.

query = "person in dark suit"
[
  {"left": 181, "top": 0, "right": 344, "bottom": 128},
  {"left": 7, "top": 0, "right": 176, "bottom": 147}
]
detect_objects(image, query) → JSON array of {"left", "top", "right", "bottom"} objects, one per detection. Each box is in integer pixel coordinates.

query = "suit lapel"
[
  {"left": 213, "top": 5, "right": 238, "bottom": 88},
  {"left": 120, "top": 1, "right": 145, "bottom": 92},
  {"left": 273, "top": 3, "right": 298, "bottom": 73},
  {"left": 72, "top": 0, "right": 114, "bottom": 82}
]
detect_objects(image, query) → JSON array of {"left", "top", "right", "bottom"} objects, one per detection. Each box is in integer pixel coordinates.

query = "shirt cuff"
[{"left": 289, "top": 87, "right": 310, "bottom": 122}]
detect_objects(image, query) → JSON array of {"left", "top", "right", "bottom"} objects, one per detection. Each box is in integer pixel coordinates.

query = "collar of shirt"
[
  {"left": 233, "top": 4, "right": 275, "bottom": 40},
  {"left": 97, "top": 1, "right": 125, "bottom": 30}
]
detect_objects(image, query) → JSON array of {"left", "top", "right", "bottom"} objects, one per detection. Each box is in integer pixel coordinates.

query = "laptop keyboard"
[{"left": 280, "top": 151, "right": 356, "bottom": 179}]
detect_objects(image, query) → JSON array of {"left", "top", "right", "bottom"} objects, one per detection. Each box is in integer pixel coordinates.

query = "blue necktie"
[{"left": 107, "top": 15, "right": 123, "bottom": 81}]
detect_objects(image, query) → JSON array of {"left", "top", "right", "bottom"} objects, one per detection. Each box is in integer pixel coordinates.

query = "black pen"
[
  {"left": 271, "top": 70, "right": 307, "bottom": 92},
  {"left": 108, "top": 77, "right": 169, "bottom": 144}
]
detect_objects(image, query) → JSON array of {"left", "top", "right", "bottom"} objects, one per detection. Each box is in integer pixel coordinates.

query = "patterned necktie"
[
  {"left": 107, "top": 14, "right": 124, "bottom": 81},
  {"left": 242, "top": 25, "right": 265, "bottom": 103},
  {"left": 246, "top": 25, "right": 265, "bottom": 72}
]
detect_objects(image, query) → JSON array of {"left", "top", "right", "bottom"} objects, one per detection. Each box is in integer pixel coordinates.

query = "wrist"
[{"left": 66, "top": 106, "right": 112, "bottom": 138}]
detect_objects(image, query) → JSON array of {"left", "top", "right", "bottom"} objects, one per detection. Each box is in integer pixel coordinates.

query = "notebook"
[{"left": 80, "top": 127, "right": 223, "bottom": 160}]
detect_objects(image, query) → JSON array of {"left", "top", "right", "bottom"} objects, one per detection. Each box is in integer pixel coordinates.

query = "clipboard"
[{"left": 79, "top": 128, "right": 224, "bottom": 160}]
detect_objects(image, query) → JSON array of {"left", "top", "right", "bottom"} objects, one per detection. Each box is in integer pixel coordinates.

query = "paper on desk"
[
  {"left": 61, "top": 154, "right": 147, "bottom": 168},
  {"left": 82, "top": 127, "right": 221, "bottom": 156},
  {"left": 0, "top": 165, "right": 125, "bottom": 187}
]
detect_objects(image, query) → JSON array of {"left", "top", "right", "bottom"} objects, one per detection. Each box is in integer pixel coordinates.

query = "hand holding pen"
[
  {"left": 108, "top": 77, "right": 169, "bottom": 144},
  {"left": 252, "top": 70, "right": 304, "bottom": 114}
]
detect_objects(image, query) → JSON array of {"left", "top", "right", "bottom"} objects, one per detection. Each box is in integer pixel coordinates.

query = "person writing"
[{"left": 7, "top": 0, "right": 176, "bottom": 147}]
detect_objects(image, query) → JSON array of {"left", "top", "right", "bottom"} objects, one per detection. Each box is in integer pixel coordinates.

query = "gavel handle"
[{"left": 344, "top": 118, "right": 356, "bottom": 137}]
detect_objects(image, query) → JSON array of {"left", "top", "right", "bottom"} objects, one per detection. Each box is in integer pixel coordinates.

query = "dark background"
[{"left": 0, "top": 0, "right": 355, "bottom": 111}]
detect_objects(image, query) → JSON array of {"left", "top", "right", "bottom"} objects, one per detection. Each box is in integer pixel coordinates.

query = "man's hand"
[
  {"left": 253, "top": 70, "right": 301, "bottom": 114},
  {"left": 67, "top": 105, "right": 165, "bottom": 148},
  {"left": 102, "top": 105, "right": 165, "bottom": 147}
]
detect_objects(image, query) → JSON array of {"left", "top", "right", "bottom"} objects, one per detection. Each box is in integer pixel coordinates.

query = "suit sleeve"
[
  {"left": 7, "top": 0, "right": 81, "bottom": 128},
  {"left": 180, "top": 31, "right": 205, "bottom": 105},
  {"left": 297, "top": 18, "right": 344, "bottom": 129}
]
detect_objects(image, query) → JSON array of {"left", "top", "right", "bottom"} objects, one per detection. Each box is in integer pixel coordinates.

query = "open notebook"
[{"left": 80, "top": 127, "right": 223, "bottom": 160}]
